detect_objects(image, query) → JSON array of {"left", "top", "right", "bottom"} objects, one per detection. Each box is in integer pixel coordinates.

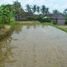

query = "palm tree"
[
  {"left": 63, "top": 9, "right": 67, "bottom": 24},
  {"left": 45, "top": 8, "right": 49, "bottom": 15},
  {"left": 32, "top": 5, "right": 37, "bottom": 13},
  {"left": 37, "top": 6, "right": 40, "bottom": 14},
  {"left": 53, "top": 10, "right": 61, "bottom": 23},
  {"left": 53, "top": 10, "right": 60, "bottom": 15},
  {"left": 41, "top": 5, "right": 46, "bottom": 15},
  {"left": 12, "top": 1, "right": 24, "bottom": 20},
  {"left": 64, "top": 9, "right": 67, "bottom": 15},
  {"left": 26, "top": 4, "right": 32, "bottom": 13}
]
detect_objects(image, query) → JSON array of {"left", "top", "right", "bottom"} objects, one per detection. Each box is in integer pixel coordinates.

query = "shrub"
[
  {"left": 53, "top": 21, "right": 57, "bottom": 25},
  {"left": 0, "top": 5, "right": 15, "bottom": 27},
  {"left": 38, "top": 16, "right": 51, "bottom": 23},
  {"left": 65, "top": 20, "right": 67, "bottom": 24}
]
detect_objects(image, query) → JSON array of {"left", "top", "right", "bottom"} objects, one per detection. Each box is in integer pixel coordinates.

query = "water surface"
[{"left": 0, "top": 23, "right": 67, "bottom": 67}]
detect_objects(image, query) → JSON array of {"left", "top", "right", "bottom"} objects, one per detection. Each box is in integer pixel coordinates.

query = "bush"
[
  {"left": 0, "top": 5, "right": 15, "bottom": 28},
  {"left": 37, "top": 17, "right": 43, "bottom": 22},
  {"left": 52, "top": 21, "right": 57, "bottom": 25},
  {"left": 38, "top": 16, "right": 51, "bottom": 23},
  {"left": 65, "top": 20, "right": 67, "bottom": 24}
]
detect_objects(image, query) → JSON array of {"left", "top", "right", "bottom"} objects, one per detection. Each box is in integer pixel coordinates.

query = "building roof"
[{"left": 48, "top": 13, "right": 65, "bottom": 20}]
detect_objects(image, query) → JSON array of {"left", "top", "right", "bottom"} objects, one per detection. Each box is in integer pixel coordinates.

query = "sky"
[{"left": 0, "top": 0, "right": 67, "bottom": 12}]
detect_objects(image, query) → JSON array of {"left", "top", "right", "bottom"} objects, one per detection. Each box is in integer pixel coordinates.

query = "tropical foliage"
[{"left": 0, "top": 4, "right": 15, "bottom": 27}]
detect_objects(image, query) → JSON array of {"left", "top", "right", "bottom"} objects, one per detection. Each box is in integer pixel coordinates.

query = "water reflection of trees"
[
  {"left": 14, "top": 23, "right": 46, "bottom": 34},
  {"left": 14, "top": 23, "right": 38, "bottom": 33},
  {"left": 26, "top": 24, "right": 37, "bottom": 29},
  {"left": 14, "top": 23, "right": 23, "bottom": 34},
  {"left": 0, "top": 34, "right": 15, "bottom": 67}
]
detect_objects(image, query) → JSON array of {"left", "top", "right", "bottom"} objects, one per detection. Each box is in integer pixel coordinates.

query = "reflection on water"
[
  {"left": 0, "top": 34, "right": 16, "bottom": 67},
  {"left": 0, "top": 22, "right": 67, "bottom": 67},
  {"left": 14, "top": 23, "right": 47, "bottom": 33}
]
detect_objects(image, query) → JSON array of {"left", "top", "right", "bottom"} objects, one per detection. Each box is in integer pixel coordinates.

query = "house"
[
  {"left": 15, "top": 12, "right": 33, "bottom": 21},
  {"left": 48, "top": 13, "right": 65, "bottom": 25}
]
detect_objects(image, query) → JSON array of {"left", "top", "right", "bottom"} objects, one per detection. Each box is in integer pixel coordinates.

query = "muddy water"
[{"left": 0, "top": 24, "right": 67, "bottom": 67}]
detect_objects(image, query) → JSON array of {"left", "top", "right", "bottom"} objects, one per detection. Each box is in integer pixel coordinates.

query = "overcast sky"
[{"left": 0, "top": 0, "right": 67, "bottom": 12}]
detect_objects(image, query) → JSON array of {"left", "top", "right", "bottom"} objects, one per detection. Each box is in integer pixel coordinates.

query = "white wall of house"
[
  {"left": 52, "top": 14, "right": 65, "bottom": 25},
  {"left": 57, "top": 19, "right": 65, "bottom": 25}
]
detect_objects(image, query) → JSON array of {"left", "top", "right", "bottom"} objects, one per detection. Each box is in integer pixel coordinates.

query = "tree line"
[
  {"left": 26, "top": 4, "right": 49, "bottom": 15},
  {"left": 0, "top": 1, "right": 23, "bottom": 27},
  {"left": 0, "top": 1, "right": 67, "bottom": 26}
]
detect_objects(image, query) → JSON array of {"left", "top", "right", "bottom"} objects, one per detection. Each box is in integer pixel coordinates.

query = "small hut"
[
  {"left": 48, "top": 14, "right": 65, "bottom": 25},
  {"left": 52, "top": 14, "right": 65, "bottom": 25}
]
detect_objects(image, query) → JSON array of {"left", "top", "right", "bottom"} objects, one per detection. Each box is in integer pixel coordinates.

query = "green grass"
[
  {"left": 41, "top": 22, "right": 67, "bottom": 32},
  {"left": 54, "top": 25, "right": 67, "bottom": 32}
]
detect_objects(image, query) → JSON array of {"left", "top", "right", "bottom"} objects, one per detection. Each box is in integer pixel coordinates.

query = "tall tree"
[
  {"left": 26, "top": 4, "right": 32, "bottom": 13},
  {"left": 37, "top": 6, "right": 40, "bottom": 13},
  {"left": 12, "top": 1, "right": 24, "bottom": 20},
  {"left": 63, "top": 9, "right": 67, "bottom": 15},
  {"left": 63, "top": 9, "right": 67, "bottom": 24},
  {"left": 13, "top": 1, "right": 24, "bottom": 14},
  {"left": 53, "top": 10, "right": 61, "bottom": 23},
  {"left": 0, "top": 4, "right": 14, "bottom": 24},
  {"left": 32, "top": 5, "right": 37, "bottom": 13},
  {"left": 53, "top": 10, "right": 60, "bottom": 15},
  {"left": 41, "top": 5, "right": 46, "bottom": 15},
  {"left": 45, "top": 8, "right": 49, "bottom": 15}
]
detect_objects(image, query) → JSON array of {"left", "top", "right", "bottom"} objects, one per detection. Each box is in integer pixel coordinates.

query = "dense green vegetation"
[
  {"left": 0, "top": 5, "right": 14, "bottom": 27},
  {"left": 0, "top": 1, "right": 67, "bottom": 34},
  {"left": 0, "top": 1, "right": 23, "bottom": 28},
  {"left": 0, "top": 1, "right": 66, "bottom": 25},
  {"left": 54, "top": 25, "right": 67, "bottom": 32}
]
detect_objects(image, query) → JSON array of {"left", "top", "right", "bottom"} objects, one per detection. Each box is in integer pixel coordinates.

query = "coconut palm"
[
  {"left": 32, "top": 5, "right": 37, "bottom": 13},
  {"left": 45, "top": 8, "right": 49, "bottom": 15},
  {"left": 41, "top": 5, "right": 46, "bottom": 15},
  {"left": 53, "top": 10, "right": 60, "bottom": 15},
  {"left": 64, "top": 9, "right": 67, "bottom": 15},
  {"left": 37, "top": 6, "right": 40, "bottom": 14},
  {"left": 26, "top": 4, "right": 32, "bottom": 13}
]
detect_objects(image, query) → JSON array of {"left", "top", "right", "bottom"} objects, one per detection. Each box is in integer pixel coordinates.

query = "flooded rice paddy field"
[{"left": 0, "top": 22, "right": 67, "bottom": 67}]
